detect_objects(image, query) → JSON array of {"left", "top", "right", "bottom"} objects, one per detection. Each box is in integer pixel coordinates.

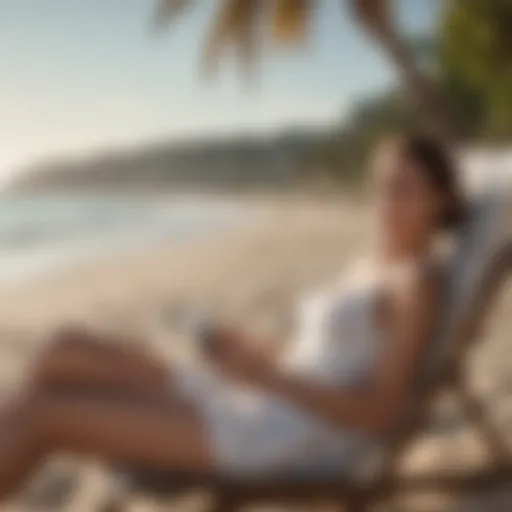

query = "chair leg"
[{"left": 457, "top": 384, "right": 512, "bottom": 469}]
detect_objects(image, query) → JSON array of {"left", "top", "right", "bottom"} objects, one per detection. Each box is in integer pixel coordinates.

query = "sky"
[{"left": 0, "top": 0, "right": 439, "bottom": 180}]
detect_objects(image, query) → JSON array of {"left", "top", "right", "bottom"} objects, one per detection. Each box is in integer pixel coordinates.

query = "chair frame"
[{"left": 105, "top": 241, "right": 512, "bottom": 512}]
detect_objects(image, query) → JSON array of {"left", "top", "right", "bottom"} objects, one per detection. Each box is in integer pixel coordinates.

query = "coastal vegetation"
[{"left": 11, "top": 0, "right": 512, "bottom": 191}]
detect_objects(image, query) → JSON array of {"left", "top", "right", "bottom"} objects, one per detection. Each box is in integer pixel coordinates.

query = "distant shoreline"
[
  {"left": 0, "top": 194, "right": 367, "bottom": 336},
  {"left": 0, "top": 193, "right": 261, "bottom": 291}
]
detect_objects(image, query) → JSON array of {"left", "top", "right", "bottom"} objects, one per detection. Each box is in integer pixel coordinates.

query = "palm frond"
[
  {"left": 152, "top": 0, "right": 456, "bottom": 140},
  {"left": 272, "top": 0, "right": 311, "bottom": 45},
  {"left": 202, "top": 0, "right": 261, "bottom": 76},
  {"left": 234, "top": 1, "right": 262, "bottom": 80},
  {"left": 202, "top": 0, "right": 313, "bottom": 76}
]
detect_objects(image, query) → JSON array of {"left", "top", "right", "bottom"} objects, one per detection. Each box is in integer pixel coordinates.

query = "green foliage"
[
  {"left": 439, "top": 0, "right": 512, "bottom": 139},
  {"left": 305, "top": 0, "right": 512, "bottom": 185}
]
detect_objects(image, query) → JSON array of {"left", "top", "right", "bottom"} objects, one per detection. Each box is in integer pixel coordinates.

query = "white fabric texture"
[
  {"left": 174, "top": 265, "right": 383, "bottom": 479},
  {"left": 174, "top": 186, "right": 512, "bottom": 479},
  {"left": 425, "top": 186, "right": 512, "bottom": 376}
]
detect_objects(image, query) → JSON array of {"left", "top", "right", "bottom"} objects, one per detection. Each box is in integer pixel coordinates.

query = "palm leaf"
[
  {"left": 153, "top": 0, "right": 456, "bottom": 140},
  {"left": 203, "top": 0, "right": 312, "bottom": 74},
  {"left": 202, "top": 0, "right": 261, "bottom": 75},
  {"left": 234, "top": 1, "right": 262, "bottom": 80},
  {"left": 272, "top": 0, "right": 311, "bottom": 45}
]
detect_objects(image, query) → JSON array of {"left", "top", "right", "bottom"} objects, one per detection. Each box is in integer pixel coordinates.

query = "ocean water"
[{"left": 0, "top": 195, "right": 248, "bottom": 286}]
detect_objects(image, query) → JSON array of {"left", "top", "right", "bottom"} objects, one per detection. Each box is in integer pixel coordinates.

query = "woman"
[{"left": 0, "top": 133, "right": 465, "bottom": 499}]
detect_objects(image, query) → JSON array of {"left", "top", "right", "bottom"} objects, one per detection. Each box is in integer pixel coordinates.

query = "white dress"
[{"left": 173, "top": 262, "right": 384, "bottom": 479}]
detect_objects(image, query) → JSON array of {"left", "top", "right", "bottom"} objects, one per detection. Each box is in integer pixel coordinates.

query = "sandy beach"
[{"left": 1, "top": 194, "right": 511, "bottom": 512}]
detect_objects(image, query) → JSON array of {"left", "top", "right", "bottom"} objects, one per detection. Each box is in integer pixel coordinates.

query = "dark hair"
[{"left": 396, "top": 133, "right": 466, "bottom": 231}]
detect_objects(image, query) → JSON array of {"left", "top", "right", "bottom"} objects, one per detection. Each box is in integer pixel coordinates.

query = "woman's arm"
[{"left": 214, "top": 270, "right": 440, "bottom": 434}]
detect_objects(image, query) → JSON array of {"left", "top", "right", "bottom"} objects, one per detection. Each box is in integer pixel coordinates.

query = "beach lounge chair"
[{"left": 106, "top": 187, "right": 512, "bottom": 512}]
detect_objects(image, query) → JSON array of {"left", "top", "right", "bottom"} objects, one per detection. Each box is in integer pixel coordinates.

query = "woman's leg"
[
  {"left": 0, "top": 388, "right": 212, "bottom": 501},
  {"left": 31, "top": 327, "right": 171, "bottom": 398}
]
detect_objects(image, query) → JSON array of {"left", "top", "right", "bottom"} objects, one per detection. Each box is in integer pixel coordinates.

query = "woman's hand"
[{"left": 205, "top": 326, "right": 272, "bottom": 385}]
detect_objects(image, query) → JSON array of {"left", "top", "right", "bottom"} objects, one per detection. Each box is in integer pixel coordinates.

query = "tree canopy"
[
  {"left": 439, "top": 0, "right": 512, "bottom": 140},
  {"left": 155, "top": 0, "right": 455, "bottom": 142},
  {"left": 152, "top": 1, "right": 512, "bottom": 185}
]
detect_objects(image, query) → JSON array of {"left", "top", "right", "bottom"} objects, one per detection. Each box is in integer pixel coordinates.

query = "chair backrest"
[
  {"left": 422, "top": 186, "right": 512, "bottom": 382},
  {"left": 354, "top": 186, "right": 512, "bottom": 483},
  {"left": 356, "top": 186, "right": 512, "bottom": 482}
]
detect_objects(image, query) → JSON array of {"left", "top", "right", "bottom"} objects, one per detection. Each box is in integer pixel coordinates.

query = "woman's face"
[{"left": 372, "top": 142, "right": 445, "bottom": 244}]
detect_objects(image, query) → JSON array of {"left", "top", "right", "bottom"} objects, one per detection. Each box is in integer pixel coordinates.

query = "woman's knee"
[
  {"left": 51, "top": 325, "right": 93, "bottom": 350},
  {"left": 32, "top": 326, "right": 93, "bottom": 376},
  {"left": 40, "top": 326, "right": 98, "bottom": 363}
]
